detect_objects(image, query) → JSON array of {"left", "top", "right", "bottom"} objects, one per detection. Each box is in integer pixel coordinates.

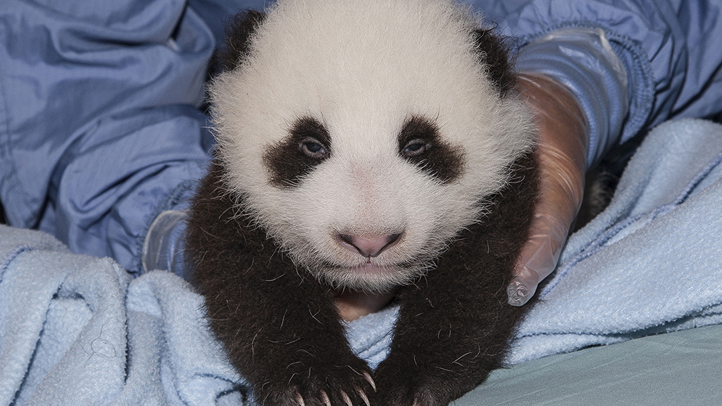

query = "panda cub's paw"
[
  {"left": 371, "top": 360, "right": 463, "bottom": 406},
  {"left": 254, "top": 356, "right": 375, "bottom": 406}
]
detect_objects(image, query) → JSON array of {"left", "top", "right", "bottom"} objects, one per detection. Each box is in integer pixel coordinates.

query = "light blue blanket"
[{"left": 1, "top": 118, "right": 721, "bottom": 405}]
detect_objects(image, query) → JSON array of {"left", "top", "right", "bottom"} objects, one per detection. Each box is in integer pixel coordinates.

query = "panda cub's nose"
[{"left": 336, "top": 233, "right": 402, "bottom": 258}]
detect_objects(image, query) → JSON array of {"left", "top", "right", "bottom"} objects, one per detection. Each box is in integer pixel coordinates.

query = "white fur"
[{"left": 209, "top": 0, "right": 535, "bottom": 291}]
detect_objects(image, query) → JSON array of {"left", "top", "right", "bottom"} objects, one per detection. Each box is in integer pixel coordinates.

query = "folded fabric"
[
  {"left": 0, "top": 227, "right": 130, "bottom": 405},
  {"left": 509, "top": 118, "right": 722, "bottom": 363},
  {"left": 1, "top": 118, "right": 721, "bottom": 405}
]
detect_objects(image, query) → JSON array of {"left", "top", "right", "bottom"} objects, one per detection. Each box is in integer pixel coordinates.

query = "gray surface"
[{"left": 455, "top": 324, "right": 722, "bottom": 405}]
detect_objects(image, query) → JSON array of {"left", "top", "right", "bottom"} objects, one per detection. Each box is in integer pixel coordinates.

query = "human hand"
[{"left": 508, "top": 73, "right": 588, "bottom": 306}]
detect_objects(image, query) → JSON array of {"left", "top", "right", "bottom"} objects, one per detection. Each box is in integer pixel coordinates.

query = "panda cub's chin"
[
  {"left": 313, "top": 261, "right": 426, "bottom": 293},
  {"left": 187, "top": 0, "right": 540, "bottom": 404}
]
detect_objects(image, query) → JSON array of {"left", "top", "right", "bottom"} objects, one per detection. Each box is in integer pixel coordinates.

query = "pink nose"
[{"left": 336, "top": 233, "right": 402, "bottom": 257}]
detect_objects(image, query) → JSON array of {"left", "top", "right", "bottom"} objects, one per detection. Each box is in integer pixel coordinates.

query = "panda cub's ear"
[
  {"left": 217, "top": 10, "right": 266, "bottom": 72},
  {"left": 473, "top": 28, "right": 515, "bottom": 97}
]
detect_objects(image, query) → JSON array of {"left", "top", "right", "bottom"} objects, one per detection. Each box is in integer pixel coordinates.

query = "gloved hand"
[{"left": 508, "top": 73, "right": 588, "bottom": 306}]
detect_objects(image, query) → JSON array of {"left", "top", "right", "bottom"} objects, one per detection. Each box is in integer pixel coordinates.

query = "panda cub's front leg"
[
  {"left": 372, "top": 154, "right": 538, "bottom": 406},
  {"left": 187, "top": 164, "right": 375, "bottom": 406}
]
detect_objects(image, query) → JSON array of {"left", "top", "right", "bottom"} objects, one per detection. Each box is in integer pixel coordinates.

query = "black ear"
[
  {"left": 217, "top": 10, "right": 266, "bottom": 72},
  {"left": 473, "top": 28, "right": 515, "bottom": 97}
]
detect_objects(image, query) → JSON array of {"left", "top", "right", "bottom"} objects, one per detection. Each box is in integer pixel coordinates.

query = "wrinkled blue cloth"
[
  {"left": 509, "top": 118, "right": 722, "bottom": 363},
  {"left": 2, "top": 118, "right": 722, "bottom": 405},
  {"left": 2, "top": 0, "right": 721, "bottom": 275},
  {"left": 0, "top": 224, "right": 393, "bottom": 405}
]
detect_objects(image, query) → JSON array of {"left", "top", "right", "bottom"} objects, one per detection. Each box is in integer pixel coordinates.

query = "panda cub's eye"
[
  {"left": 300, "top": 137, "right": 328, "bottom": 159},
  {"left": 402, "top": 139, "right": 431, "bottom": 157}
]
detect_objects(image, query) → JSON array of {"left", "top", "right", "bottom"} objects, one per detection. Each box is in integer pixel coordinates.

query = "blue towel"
[
  {"left": 509, "top": 118, "right": 722, "bottom": 363},
  {"left": 0, "top": 228, "right": 131, "bottom": 405},
  {"left": 1, "top": 118, "right": 721, "bottom": 404}
]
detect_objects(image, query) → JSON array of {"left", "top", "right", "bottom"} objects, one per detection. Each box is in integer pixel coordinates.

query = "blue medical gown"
[{"left": 1, "top": 0, "right": 721, "bottom": 274}]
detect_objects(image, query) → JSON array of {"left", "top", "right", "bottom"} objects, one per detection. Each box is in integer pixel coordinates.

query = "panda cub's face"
[{"left": 209, "top": 0, "right": 534, "bottom": 292}]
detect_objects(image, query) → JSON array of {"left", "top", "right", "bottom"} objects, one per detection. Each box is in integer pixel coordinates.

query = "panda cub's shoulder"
[{"left": 187, "top": 1, "right": 538, "bottom": 404}]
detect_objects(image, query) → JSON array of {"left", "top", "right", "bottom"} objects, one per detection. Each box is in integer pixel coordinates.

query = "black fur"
[
  {"left": 217, "top": 10, "right": 266, "bottom": 72},
  {"left": 398, "top": 116, "right": 465, "bottom": 184},
  {"left": 187, "top": 8, "right": 538, "bottom": 406},
  {"left": 188, "top": 163, "right": 375, "bottom": 406},
  {"left": 371, "top": 153, "right": 537, "bottom": 404},
  {"left": 187, "top": 154, "right": 537, "bottom": 406},
  {"left": 187, "top": 156, "right": 537, "bottom": 406},
  {"left": 264, "top": 117, "right": 332, "bottom": 188},
  {"left": 474, "top": 28, "right": 516, "bottom": 97}
]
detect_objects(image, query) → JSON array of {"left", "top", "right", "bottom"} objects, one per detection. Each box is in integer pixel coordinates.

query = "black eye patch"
[
  {"left": 264, "top": 117, "right": 331, "bottom": 188},
  {"left": 398, "top": 116, "right": 465, "bottom": 183}
]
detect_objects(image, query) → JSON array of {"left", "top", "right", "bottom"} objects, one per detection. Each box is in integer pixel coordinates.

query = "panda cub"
[{"left": 186, "top": 0, "right": 538, "bottom": 405}]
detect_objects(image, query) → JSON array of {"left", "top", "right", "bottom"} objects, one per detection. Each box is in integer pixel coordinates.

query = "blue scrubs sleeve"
[
  {"left": 470, "top": 0, "right": 722, "bottom": 163},
  {"left": 0, "top": 0, "right": 215, "bottom": 274}
]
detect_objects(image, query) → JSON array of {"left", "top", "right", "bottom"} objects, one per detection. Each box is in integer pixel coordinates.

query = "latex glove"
[
  {"left": 142, "top": 209, "right": 192, "bottom": 279},
  {"left": 508, "top": 73, "right": 588, "bottom": 306}
]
